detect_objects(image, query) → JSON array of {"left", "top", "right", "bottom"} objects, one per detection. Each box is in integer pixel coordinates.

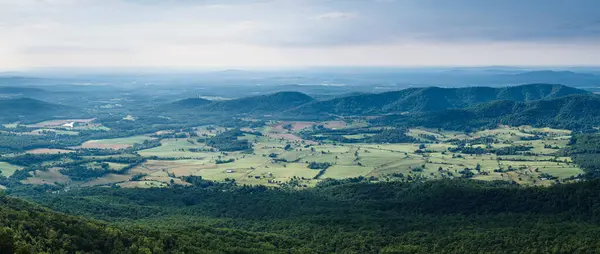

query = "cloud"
[
  {"left": 312, "top": 12, "right": 358, "bottom": 21},
  {"left": 1, "top": 0, "right": 600, "bottom": 68}
]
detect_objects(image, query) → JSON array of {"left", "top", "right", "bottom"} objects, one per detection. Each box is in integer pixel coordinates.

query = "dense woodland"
[
  {"left": 560, "top": 134, "right": 600, "bottom": 178},
  {"left": 4, "top": 179, "right": 600, "bottom": 253},
  {"left": 374, "top": 94, "right": 600, "bottom": 131},
  {"left": 286, "top": 83, "right": 588, "bottom": 116},
  {"left": 206, "top": 129, "right": 253, "bottom": 152}
]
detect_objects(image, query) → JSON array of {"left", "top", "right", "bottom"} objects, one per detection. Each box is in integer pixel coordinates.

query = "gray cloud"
[
  {"left": 1, "top": 0, "right": 600, "bottom": 68},
  {"left": 281, "top": 0, "right": 600, "bottom": 46},
  {"left": 5, "top": 0, "right": 599, "bottom": 49}
]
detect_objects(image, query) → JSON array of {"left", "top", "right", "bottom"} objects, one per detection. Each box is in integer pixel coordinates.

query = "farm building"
[{"left": 62, "top": 122, "right": 75, "bottom": 128}]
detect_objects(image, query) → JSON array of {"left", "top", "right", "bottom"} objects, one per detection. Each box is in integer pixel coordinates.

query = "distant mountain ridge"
[
  {"left": 483, "top": 71, "right": 600, "bottom": 87},
  {"left": 166, "top": 84, "right": 589, "bottom": 118},
  {"left": 169, "top": 91, "right": 315, "bottom": 114},
  {"left": 285, "top": 83, "right": 589, "bottom": 116}
]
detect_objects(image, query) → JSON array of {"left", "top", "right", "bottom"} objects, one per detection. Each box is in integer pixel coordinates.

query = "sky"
[{"left": 1, "top": 0, "right": 600, "bottom": 69}]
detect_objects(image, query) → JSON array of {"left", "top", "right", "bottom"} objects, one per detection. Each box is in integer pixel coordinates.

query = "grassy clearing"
[
  {"left": 81, "top": 173, "right": 132, "bottom": 187},
  {"left": 2, "top": 123, "right": 18, "bottom": 128},
  {"left": 117, "top": 181, "right": 168, "bottom": 188},
  {"left": 322, "top": 165, "right": 374, "bottom": 179},
  {"left": 30, "top": 129, "right": 79, "bottom": 136},
  {"left": 21, "top": 168, "right": 70, "bottom": 186},
  {"left": 82, "top": 135, "right": 153, "bottom": 149},
  {"left": 26, "top": 118, "right": 96, "bottom": 128},
  {"left": 0, "top": 162, "right": 22, "bottom": 177},
  {"left": 107, "top": 162, "right": 129, "bottom": 171},
  {"left": 138, "top": 139, "right": 211, "bottom": 158},
  {"left": 26, "top": 148, "right": 74, "bottom": 155}
]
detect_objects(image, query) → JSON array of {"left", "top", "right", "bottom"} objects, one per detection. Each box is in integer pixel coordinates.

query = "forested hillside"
[
  {"left": 171, "top": 91, "right": 315, "bottom": 114},
  {"left": 164, "top": 84, "right": 587, "bottom": 117},
  {"left": 0, "top": 98, "right": 79, "bottom": 123},
  {"left": 375, "top": 94, "right": 600, "bottom": 131},
  {"left": 10, "top": 179, "right": 600, "bottom": 253},
  {"left": 0, "top": 192, "right": 171, "bottom": 253},
  {"left": 167, "top": 97, "right": 212, "bottom": 108},
  {"left": 0, "top": 190, "right": 314, "bottom": 253},
  {"left": 287, "top": 83, "right": 588, "bottom": 116}
]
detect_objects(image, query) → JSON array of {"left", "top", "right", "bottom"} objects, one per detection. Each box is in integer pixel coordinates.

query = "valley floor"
[{"left": 1, "top": 119, "right": 584, "bottom": 190}]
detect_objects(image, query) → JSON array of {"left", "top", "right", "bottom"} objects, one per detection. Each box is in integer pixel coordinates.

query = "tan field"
[
  {"left": 22, "top": 168, "right": 70, "bottom": 186},
  {"left": 26, "top": 148, "right": 74, "bottom": 154}
]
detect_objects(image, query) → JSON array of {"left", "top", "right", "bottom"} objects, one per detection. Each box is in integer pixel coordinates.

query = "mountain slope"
[
  {"left": 375, "top": 94, "right": 600, "bottom": 130},
  {"left": 0, "top": 193, "right": 298, "bottom": 253},
  {"left": 202, "top": 91, "right": 315, "bottom": 114},
  {"left": 0, "top": 194, "right": 170, "bottom": 253},
  {"left": 287, "top": 84, "right": 589, "bottom": 116},
  {"left": 168, "top": 97, "right": 212, "bottom": 108},
  {"left": 0, "top": 86, "right": 45, "bottom": 96},
  {"left": 16, "top": 179, "right": 600, "bottom": 253},
  {"left": 0, "top": 98, "right": 78, "bottom": 123}
]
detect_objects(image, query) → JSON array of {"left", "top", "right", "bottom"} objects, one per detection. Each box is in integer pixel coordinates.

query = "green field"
[
  {"left": 82, "top": 135, "right": 153, "bottom": 149},
  {"left": 2, "top": 123, "right": 18, "bottom": 129},
  {"left": 9, "top": 123, "right": 587, "bottom": 189},
  {"left": 138, "top": 138, "right": 212, "bottom": 158},
  {"left": 0, "top": 162, "right": 22, "bottom": 177}
]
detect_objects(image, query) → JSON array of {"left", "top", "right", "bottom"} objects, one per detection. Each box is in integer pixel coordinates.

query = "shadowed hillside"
[
  {"left": 0, "top": 98, "right": 78, "bottom": 123},
  {"left": 375, "top": 94, "right": 600, "bottom": 130},
  {"left": 287, "top": 83, "right": 589, "bottom": 116},
  {"left": 171, "top": 91, "right": 315, "bottom": 114},
  {"left": 165, "top": 84, "right": 588, "bottom": 118},
  {"left": 11, "top": 179, "right": 600, "bottom": 253}
]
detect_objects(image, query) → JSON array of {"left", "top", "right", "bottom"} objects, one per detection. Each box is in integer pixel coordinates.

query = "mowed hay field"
[
  {"left": 81, "top": 135, "right": 154, "bottom": 149},
  {"left": 21, "top": 168, "right": 70, "bottom": 186},
  {"left": 138, "top": 139, "right": 215, "bottom": 158},
  {"left": 26, "top": 148, "right": 74, "bottom": 154}
]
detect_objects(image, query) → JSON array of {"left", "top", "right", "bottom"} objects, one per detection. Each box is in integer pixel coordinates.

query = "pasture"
[
  {"left": 10, "top": 123, "right": 586, "bottom": 189},
  {"left": 26, "top": 118, "right": 96, "bottom": 128},
  {"left": 81, "top": 135, "right": 154, "bottom": 149},
  {"left": 99, "top": 125, "right": 587, "bottom": 187},
  {"left": 0, "top": 162, "right": 22, "bottom": 177},
  {"left": 26, "top": 148, "right": 74, "bottom": 154}
]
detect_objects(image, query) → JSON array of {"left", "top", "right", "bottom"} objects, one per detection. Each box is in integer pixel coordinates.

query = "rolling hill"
[
  {"left": 286, "top": 83, "right": 590, "bottom": 116},
  {"left": 0, "top": 86, "right": 46, "bottom": 96},
  {"left": 170, "top": 91, "right": 315, "bottom": 114},
  {"left": 14, "top": 179, "right": 600, "bottom": 253},
  {"left": 0, "top": 98, "right": 77, "bottom": 123},
  {"left": 375, "top": 94, "right": 600, "bottom": 130},
  {"left": 0, "top": 193, "right": 169, "bottom": 253},
  {"left": 167, "top": 97, "right": 212, "bottom": 108},
  {"left": 0, "top": 193, "right": 294, "bottom": 253},
  {"left": 166, "top": 84, "right": 588, "bottom": 118}
]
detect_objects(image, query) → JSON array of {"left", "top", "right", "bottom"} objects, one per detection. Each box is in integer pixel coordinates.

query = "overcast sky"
[{"left": 1, "top": 0, "right": 600, "bottom": 69}]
